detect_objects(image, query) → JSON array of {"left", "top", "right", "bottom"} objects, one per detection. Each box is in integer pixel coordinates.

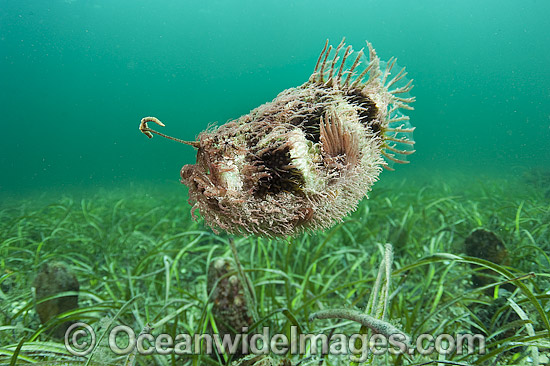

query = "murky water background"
[{"left": 1, "top": 0, "right": 549, "bottom": 197}]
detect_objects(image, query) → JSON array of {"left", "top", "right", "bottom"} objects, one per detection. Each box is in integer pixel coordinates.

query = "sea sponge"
[
  {"left": 464, "top": 228, "right": 512, "bottom": 292},
  {"left": 33, "top": 261, "right": 79, "bottom": 338},
  {"left": 207, "top": 258, "right": 255, "bottom": 361},
  {"left": 140, "top": 39, "right": 415, "bottom": 237}
]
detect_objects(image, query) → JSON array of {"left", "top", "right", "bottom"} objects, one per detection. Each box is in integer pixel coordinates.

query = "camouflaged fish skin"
[{"left": 142, "top": 39, "right": 415, "bottom": 237}]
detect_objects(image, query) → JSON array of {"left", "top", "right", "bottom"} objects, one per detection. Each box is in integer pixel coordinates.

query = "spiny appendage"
[
  {"left": 310, "top": 39, "right": 415, "bottom": 99},
  {"left": 377, "top": 53, "right": 416, "bottom": 169},
  {"left": 309, "top": 39, "right": 416, "bottom": 169},
  {"left": 309, "top": 38, "right": 380, "bottom": 91},
  {"left": 380, "top": 124, "right": 416, "bottom": 170},
  {"left": 319, "top": 109, "right": 360, "bottom": 169},
  {"left": 380, "top": 84, "right": 416, "bottom": 170},
  {"left": 379, "top": 56, "right": 415, "bottom": 110},
  {"left": 379, "top": 105, "right": 416, "bottom": 170}
]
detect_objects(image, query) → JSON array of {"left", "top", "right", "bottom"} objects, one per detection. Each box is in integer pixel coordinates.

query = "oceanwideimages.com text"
[{"left": 65, "top": 323, "right": 486, "bottom": 362}]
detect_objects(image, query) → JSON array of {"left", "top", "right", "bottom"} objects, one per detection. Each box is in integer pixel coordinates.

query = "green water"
[
  {"left": 1, "top": 0, "right": 549, "bottom": 196},
  {"left": 1, "top": 3, "right": 550, "bottom": 364}
]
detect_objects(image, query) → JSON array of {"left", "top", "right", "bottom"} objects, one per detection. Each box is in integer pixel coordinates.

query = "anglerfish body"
[{"left": 140, "top": 39, "right": 415, "bottom": 237}]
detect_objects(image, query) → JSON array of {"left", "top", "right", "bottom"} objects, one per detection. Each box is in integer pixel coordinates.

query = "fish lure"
[{"left": 140, "top": 39, "right": 415, "bottom": 237}]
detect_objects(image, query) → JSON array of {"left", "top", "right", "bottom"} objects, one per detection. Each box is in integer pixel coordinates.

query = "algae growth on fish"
[{"left": 140, "top": 39, "right": 416, "bottom": 237}]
